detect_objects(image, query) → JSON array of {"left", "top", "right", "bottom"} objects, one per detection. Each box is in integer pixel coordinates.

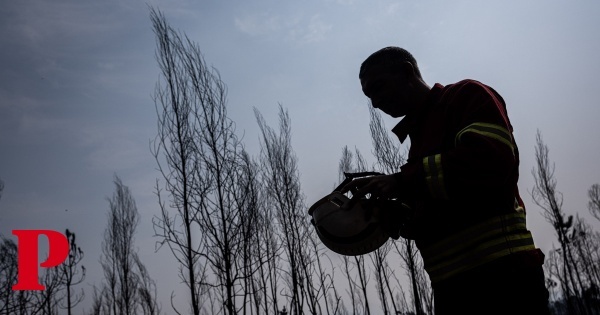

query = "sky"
[{"left": 1, "top": 0, "right": 600, "bottom": 313}]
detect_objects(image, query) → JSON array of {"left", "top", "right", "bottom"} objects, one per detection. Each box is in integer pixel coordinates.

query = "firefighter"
[{"left": 341, "top": 47, "right": 550, "bottom": 314}]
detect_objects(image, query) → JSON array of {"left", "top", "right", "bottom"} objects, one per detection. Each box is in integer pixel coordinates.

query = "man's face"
[{"left": 360, "top": 68, "right": 412, "bottom": 118}]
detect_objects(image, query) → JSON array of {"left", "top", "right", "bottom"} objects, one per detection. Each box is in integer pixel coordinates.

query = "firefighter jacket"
[{"left": 392, "top": 79, "right": 541, "bottom": 284}]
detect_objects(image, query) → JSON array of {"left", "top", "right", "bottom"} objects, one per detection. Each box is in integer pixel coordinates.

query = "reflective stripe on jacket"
[{"left": 420, "top": 211, "right": 535, "bottom": 283}]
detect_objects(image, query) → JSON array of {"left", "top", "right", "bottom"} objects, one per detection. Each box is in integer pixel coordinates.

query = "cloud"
[
  {"left": 0, "top": 91, "right": 67, "bottom": 143},
  {"left": 385, "top": 3, "right": 401, "bottom": 15},
  {"left": 322, "top": 0, "right": 356, "bottom": 5},
  {"left": 86, "top": 137, "right": 148, "bottom": 171},
  {"left": 234, "top": 12, "right": 283, "bottom": 37},
  {"left": 289, "top": 14, "right": 332, "bottom": 44},
  {"left": 235, "top": 11, "right": 331, "bottom": 44},
  {"left": 1, "top": 1, "right": 130, "bottom": 53}
]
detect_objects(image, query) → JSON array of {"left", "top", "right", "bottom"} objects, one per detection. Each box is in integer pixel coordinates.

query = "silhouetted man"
[{"left": 342, "top": 47, "right": 550, "bottom": 314}]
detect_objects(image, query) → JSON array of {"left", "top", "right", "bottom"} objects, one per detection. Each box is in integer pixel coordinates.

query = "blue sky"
[{"left": 2, "top": 0, "right": 600, "bottom": 313}]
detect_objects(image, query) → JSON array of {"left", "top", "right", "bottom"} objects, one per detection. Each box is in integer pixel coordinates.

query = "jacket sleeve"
[{"left": 396, "top": 81, "right": 518, "bottom": 202}]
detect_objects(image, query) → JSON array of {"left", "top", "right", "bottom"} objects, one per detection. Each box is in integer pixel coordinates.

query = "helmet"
[
  {"left": 308, "top": 191, "right": 388, "bottom": 255},
  {"left": 307, "top": 172, "right": 412, "bottom": 256}
]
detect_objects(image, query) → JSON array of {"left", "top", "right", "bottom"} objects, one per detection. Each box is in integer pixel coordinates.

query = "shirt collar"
[{"left": 391, "top": 83, "right": 444, "bottom": 143}]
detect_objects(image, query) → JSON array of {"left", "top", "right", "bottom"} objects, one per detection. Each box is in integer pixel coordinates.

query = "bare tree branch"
[
  {"left": 57, "top": 229, "right": 86, "bottom": 315},
  {"left": 588, "top": 184, "right": 600, "bottom": 222}
]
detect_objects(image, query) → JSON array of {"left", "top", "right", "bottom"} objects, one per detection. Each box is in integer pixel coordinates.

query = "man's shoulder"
[
  {"left": 439, "top": 79, "right": 500, "bottom": 101},
  {"left": 444, "top": 79, "right": 490, "bottom": 92}
]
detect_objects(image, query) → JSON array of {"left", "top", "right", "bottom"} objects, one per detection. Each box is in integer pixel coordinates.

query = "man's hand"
[
  {"left": 339, "top": 174, "right": 401, "bottom": 200},
  {"left": 339, "top": 173, "right": 419, "bottom": 239}
]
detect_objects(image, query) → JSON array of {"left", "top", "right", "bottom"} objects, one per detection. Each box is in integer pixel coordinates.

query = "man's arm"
[{"left": 398, "top": 81, "right": 517, "bottom": 202}]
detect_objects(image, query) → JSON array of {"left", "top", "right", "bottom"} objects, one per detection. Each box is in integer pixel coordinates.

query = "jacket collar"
[{"left": 391, "top": 83, "right": 444, "bottom": 143}]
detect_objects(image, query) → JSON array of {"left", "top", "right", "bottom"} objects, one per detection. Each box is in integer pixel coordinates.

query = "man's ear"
[{"left": 401, "top": 61, "right": 417, "bottom": 79}]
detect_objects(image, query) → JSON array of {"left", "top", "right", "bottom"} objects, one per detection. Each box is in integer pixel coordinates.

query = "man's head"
[
  {"left": 359, "top": 46, "right": 422, "bottom": 81},
  {"left": 359, "top": 47, "right": 428, "bottom": 118}
]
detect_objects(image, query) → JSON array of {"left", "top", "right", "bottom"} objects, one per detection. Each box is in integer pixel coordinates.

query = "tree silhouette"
[
  {"left": 256, "top": 105, "right": 333, "bottom": 314},
  {"left": 0, "top": 235, "right": 19, "bottom": 314},
  {"left": 97, "top": 176, "right": 159, "bottom": 315},
  {"left": 57, "top": 229, "right": 85, "bottom": 315},
  {"left": 368, "top": 106, "right": 430, "bottom": 315},
  {"left": 532, "top": 130, "right": 598, "bottom": 314},
  {"left": 150, "top": 7, "right": 209, "bottom": 315}
]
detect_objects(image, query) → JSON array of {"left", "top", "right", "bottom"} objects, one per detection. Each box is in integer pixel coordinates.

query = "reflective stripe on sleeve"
[
  {"left": 455, "top": 122, "right": 515, "bottom": 155},
  {"left": 423, "top": 154, "right": 448, "bottom": 200}
]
